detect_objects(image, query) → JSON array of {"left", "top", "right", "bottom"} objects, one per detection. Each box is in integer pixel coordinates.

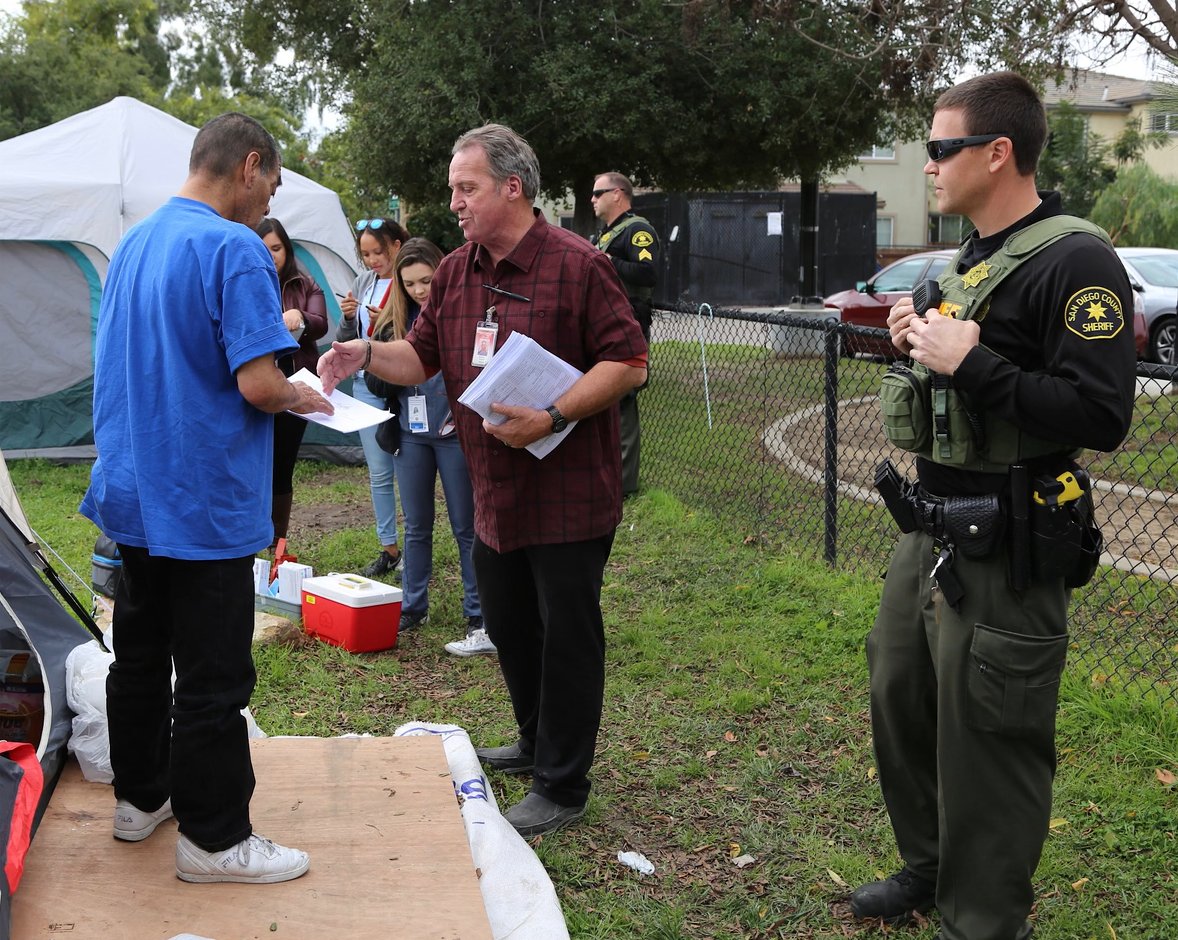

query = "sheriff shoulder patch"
[
  {"left": 631, "top": 230, "right": 654, "bottom": 248},
  {"left": 1064, "top": 286, "right": 1124, "bottom": 341}
]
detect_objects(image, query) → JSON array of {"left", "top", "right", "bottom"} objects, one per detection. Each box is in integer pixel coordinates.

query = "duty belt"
[{"left": 874, "top": 459, "right": 1006, "bottom": 611}]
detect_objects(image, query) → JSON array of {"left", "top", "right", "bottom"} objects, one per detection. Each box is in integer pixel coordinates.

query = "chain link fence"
[{"left": 642, "top": 304, "right": 1178, "bottom": 705}]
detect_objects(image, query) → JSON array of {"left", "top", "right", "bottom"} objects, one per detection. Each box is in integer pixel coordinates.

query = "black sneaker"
[
  {"left": 361, "top": 549, "right": 402, "bottom": 578},
  {"left": 398, "top": 611, "right": 426, "bottom": 634},
  {"left": 850, "top": 867, "right": 936, "bottom": 924}
]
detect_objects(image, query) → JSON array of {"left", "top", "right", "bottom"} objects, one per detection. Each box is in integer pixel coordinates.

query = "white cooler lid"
[{"left": 302, "top": 573, "right": 403, "bottom": 608}]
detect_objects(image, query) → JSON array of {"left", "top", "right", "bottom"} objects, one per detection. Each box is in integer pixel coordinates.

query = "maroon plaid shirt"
[{"left": 407, "top": 213, "right": 648, "bottom": 552}]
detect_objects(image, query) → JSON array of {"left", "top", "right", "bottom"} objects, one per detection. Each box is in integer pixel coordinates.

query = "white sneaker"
[
  {"left": 444, "top": 628, "right": 497, "bottom": 657},
  {"left": 176, "top": 832, "right": 310, "bottom": 884},
  {"left": 114, "top": 798, "right": 174, "bottom": 842}
]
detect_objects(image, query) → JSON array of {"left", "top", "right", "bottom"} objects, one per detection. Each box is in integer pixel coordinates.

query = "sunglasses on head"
[
  {"left": 355, "top": 219, "right": 385, "bottom": 232},
  {"left": 925, "top": 134, "right": 1005, "bottom": 162},
  {"left": 591, "top": 187, "right": 618, "bottom": 198}
]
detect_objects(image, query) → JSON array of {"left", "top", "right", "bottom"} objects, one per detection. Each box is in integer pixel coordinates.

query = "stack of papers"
[{"left": 457, "top": 331, "right": 583, "bottom": 459}]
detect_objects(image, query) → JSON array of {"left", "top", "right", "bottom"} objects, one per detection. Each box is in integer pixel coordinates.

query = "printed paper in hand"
[
  {"left": 287, "top": 368, "right": 394, "bottom": 433},
  {"left": 457, "top": 331, "right": 583, "bottom": 459}
]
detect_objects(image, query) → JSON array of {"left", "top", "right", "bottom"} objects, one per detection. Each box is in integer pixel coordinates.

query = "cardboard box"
[
  {"left": 302, "top": 574, "right": 403, "bottom": 652},
  {"left": 0, "top": 650, "right": 45, "bottom": 745}
]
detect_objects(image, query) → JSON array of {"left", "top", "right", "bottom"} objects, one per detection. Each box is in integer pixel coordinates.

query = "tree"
[
  {"left": 219, "top": 0, "right": 1087, "bottom": 235},
  {"left": 1055, "top": 2, "right": 1178, "bottom": 65},
  {"left": 1091, "top": 163, "right": 1178, "bottom": 246},
  {"left": 1037, "top": 101, "right": 1121, "bottom": 218},
  {"left": 0, "top": 0, "right": 324, "bottom": 183},
  {"left": 0, "top": 0, "right": 171, "bottom": 140}
]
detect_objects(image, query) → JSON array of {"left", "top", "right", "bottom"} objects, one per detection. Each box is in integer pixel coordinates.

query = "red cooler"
[{"left": 301, "top": 574, "right": 403, "bottom": 652}]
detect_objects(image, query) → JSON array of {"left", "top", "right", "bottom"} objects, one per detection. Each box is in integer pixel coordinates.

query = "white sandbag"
[
  {"left": 64, "top": 639, "right": 267, "bottom": 785},
  {"left": 395, "top": 722, "right": 569, "bottom": 940}
]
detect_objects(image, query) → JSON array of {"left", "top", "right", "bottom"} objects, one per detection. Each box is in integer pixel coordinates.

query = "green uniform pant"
[
  {"left": 619, "top": 388, "right": 640, "bottom": 496},
  {"left": 867, "top": 531, "right": 1069, "bottom": 940}
]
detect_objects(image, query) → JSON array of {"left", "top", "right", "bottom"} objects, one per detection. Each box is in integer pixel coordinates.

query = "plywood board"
[{"left": 13, "top": 736, "right": 493, "bottom": 940}]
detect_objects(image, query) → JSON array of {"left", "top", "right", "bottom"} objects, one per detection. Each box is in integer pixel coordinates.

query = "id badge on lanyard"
[
  {"left": 407, "top": 391, "right": 428, "bottom": 433},
  {"left": 472, "top": 305, "right": 498, "bottom": 368}
]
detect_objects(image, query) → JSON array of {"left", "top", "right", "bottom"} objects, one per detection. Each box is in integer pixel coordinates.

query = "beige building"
[{"left": 837, "top": 69, "right": 1178, "bottom": 257}]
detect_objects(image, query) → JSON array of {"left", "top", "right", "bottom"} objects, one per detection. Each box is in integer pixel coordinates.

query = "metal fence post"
[{"left": 823, "top": 321, "right": 839, "bottom": 565}]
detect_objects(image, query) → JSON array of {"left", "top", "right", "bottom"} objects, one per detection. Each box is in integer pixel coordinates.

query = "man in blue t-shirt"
[{"left": 80, "top": 112, "right": 331, "bottom": 885}]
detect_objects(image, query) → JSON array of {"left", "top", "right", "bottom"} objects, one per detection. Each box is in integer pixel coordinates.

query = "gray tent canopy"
[
  {"left": 0, "top": 96, "right": 363, "bottom": 461},
  {"left": 0, "top": 449, "right": 93, "bottom": 937}
]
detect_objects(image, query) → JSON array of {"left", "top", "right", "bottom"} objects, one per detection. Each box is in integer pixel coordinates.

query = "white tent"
[{"left": 0, "top": 97, "right": 360, "bottom": 458}]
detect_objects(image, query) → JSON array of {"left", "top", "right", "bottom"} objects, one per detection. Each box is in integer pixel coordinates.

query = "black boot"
[{"left": 850, "top": 867, "right": 935, "bottom": 924}]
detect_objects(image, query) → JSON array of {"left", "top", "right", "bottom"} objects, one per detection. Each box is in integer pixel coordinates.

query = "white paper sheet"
[
  {"left": 457, "top": 331, "right": 583, "bottom": 459},
  {"left": 286, "top": 367, "right": 394, "bottom": 433}
]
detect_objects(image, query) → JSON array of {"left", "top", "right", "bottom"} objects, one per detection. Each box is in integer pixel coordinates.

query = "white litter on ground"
[{"left": 617, "top": 850, "right": 655, "bottom": 875}]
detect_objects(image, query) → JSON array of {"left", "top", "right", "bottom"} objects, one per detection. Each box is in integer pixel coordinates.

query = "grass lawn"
[{"left": 10, "top": 459, "right": 1177, "bottom": 939}]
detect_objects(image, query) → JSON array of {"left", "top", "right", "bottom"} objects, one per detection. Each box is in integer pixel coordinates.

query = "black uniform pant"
[
  {"left": 867, "top": 531, "right": 1068, "bottom": 940},
  {"left": 473, "top": 533, "right": 613, "bottom": 808},
  {"left": 108, "top": 546, "right": 257, "bottom": 852},
  {"left": 619, "top": 388, "right": 641, "bottom": 495}
]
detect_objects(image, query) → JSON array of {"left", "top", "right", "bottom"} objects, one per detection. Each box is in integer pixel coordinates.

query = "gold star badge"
[
  {"left": 961, "top": 260, "right": 992, "bottom": 289},
  {"left": 1085, "top": 301, "right": 1107, "bottom": 321}
]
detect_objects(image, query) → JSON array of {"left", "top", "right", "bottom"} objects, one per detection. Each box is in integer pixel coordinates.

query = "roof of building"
[{"left": 1043, "top": 68, "right": 1174, "bottom": 111}]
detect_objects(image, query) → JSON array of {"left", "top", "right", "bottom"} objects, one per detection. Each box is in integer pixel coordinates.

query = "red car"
[
  {"left": 825, "top": 250, "right": 954, "bottom": 358},
  {"left": 826, "top": 249, "right": 1147, "bottom": 359}
]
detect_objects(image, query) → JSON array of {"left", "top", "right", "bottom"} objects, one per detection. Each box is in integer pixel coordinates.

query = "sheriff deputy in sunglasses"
[
  {"left": 851, "top": 71, "right": 1135, "bottom": 939},
  {"left": 590, "top": 172, "right": 659, "bottom": 497}
]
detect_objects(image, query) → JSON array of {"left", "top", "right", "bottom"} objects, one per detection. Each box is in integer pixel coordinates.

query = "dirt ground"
[{"left": 285, "top": 468, "right": 371, "bottom": 545}]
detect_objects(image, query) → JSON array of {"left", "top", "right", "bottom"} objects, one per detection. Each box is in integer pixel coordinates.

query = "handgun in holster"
[{"left": 874, "top": 459, "right": 918, "bottom": 533}]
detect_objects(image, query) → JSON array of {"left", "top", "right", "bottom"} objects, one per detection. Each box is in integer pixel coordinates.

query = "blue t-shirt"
[{"left": 80, "top": 197, "right": 297, "bottom": 559}]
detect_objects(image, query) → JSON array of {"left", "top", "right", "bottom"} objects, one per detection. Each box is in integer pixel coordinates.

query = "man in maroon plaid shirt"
[{"left": 319, "top": 123, "right": 648, "bottom": 837}]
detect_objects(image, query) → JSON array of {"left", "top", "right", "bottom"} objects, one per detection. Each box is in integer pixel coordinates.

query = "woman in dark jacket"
[{"left": 256, "top": 217, "right": 328, "bottom": 547}]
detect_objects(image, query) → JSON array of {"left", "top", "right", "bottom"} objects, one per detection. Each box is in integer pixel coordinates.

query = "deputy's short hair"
[
  {"left": 189, "top": 112, "right": 281, "bottom": 179},
  {"left": 453, "top": 124, "right": 541, "bottom": 200},
  {"left": 596, "top": 172, "right": 634, "bottom": 200},
  {"left": 935, "top": 72, "right": 1046, "bottom": 176}
]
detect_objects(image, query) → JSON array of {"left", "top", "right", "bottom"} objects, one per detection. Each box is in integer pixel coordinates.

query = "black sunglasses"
[
  {"left": 355, "top": 219, "right": 385, "bottom": 232},
  {"left": 925, "top": 134, "right": 1005, "bottom": 162},
  {"left": 591, "top": 188, "right": 618, "bottom": 198}
]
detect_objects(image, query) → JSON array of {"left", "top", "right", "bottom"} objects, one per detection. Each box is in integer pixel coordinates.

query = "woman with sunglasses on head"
[
  {"left": 336, "top": 217, "right": 409, "bottom": 578},
  {"left": 255, "top": 217, "right": 328, "bottom": 549},
  {"left": 369, "top": 238, "right": 489, "bottom": 651}
]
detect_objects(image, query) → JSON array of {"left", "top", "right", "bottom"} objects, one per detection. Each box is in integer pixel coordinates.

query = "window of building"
[
  {"left": 929, "top": 213, "right": 968, "bottom": 244},
  {"left": 1150, "top": 112, "right": 1178, "bottom": 134},
  {"left": 858, "top": 144, "right": 896, "bottom": 160},
  {"left": 876, "top": 217, "right": 894, "bottom": 247}
]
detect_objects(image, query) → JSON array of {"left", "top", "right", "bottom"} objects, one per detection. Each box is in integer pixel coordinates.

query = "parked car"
[
  {"left": 829, "top": 248, "right": 1149, "bottom": 362},
  {"left": 1115, "top": 247, "right": 1178, "bottom": 364},
  {"left": 824, "top": 250, "right": 955, "bottom": 358}
]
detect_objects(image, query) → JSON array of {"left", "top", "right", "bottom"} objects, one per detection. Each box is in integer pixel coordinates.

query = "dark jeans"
[
  {"left": 272, "top": 410, "right": 307, "bottom": 496},
  {"left": 108, "top": 546, "right": 257, "bottom": 851},
  {"left": 473, "top": 533, "right": 614, "bottom": 808}
]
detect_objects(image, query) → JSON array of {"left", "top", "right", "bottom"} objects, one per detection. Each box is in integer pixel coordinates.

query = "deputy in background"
[
  {"left": 853, "top": 72, "right": 1135, "bottom": 939},
  {"left": 591, "top": 172, "right": 659, "bottom": 496}
]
